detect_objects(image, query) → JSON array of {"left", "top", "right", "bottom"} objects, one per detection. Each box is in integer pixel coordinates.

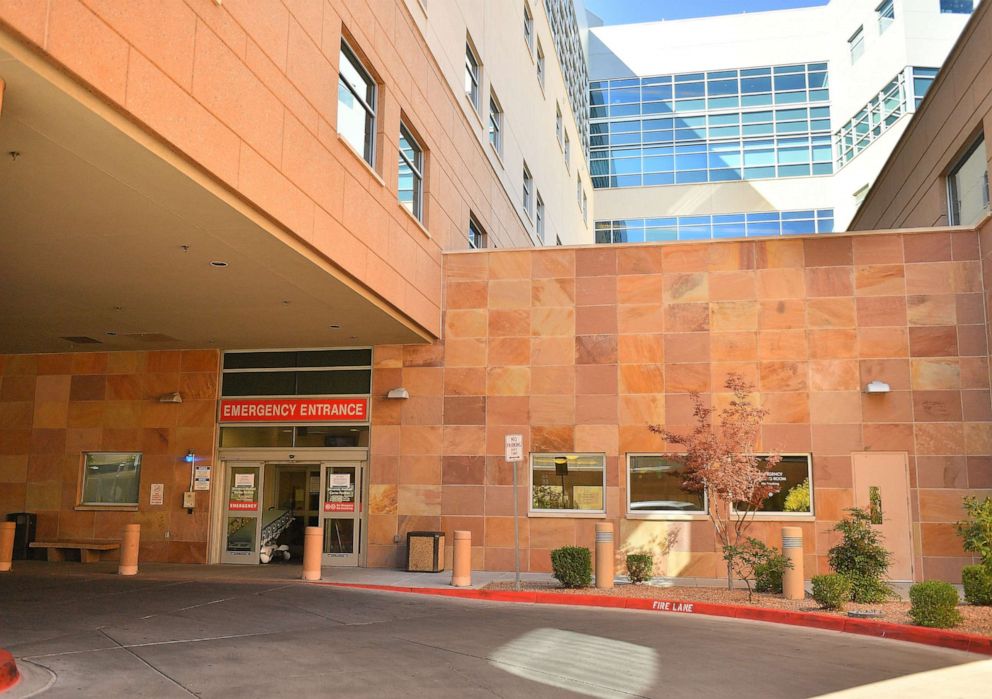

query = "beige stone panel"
[
  {"left": 397, "top": 485, "right": 442, "bottom": 517},
  {"left": 911, "top": 358, "right": 961, "bottom": 390}
]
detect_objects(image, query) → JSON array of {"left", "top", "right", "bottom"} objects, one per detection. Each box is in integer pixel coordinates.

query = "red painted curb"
[
  {"left": 0, "top": 649, "right": 20, "bottom": 694},
  {"left": 315, "top": 581, "right": 992, "bottom": 656}
]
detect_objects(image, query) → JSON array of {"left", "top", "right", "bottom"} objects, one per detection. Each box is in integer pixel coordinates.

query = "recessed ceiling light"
[
  {"left": 330, "top": 324, "right": 341, "bottom": 329},
  {"left": 106, "top": 331, "right": 117, "bottom": 336},
  {"left": 209, "top": 260, "right": 228, "bottom": 268}
]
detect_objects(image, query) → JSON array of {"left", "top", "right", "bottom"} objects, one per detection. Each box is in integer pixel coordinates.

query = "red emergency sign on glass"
[{"left": 219, "top": 398, "right": 368, "bottom": 422}]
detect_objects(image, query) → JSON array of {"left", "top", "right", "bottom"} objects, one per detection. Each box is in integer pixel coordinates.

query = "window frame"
[
  {"left": 555, "top": 103, "right": 563, "bottom": 146},
  {"left": 536, "top": 39, "right": 546, "bottom": 89},
  {"left": 397, "top": 121, "right": 425, "bottom": 222},
  {"left": 524, "top": 2, "right": 535, "bottom": 54},
  {"left": 536, "top": 191, "right": 545, "bottom": 243},
  {"left": 625, "top": 453, "right": 708, "bottom": 519},
  {"left": 529, "top": 452, "right": 607, "bottom": 516},
  {"left": 947, "top": 134, "right": 990, "bottom": 225},
  {"left": 468, "top": 213, "right": 487, "bottom": 249},
  {"left": 730, "top": 453, "right": 815, "bottom": 518},
  {"left": 79, "top": 452, "right": 143, "bottom": 508},
  {"left": 849, "top": 26, "right": 865, "bottom": 63},
  {"left": 563, "top": 130, "right": 571, "bottom": 169},
  {"left": 465, "top": 39, "right": 482, "bottom": 112},
  {"left": 337, "top": 39, "right": 378, "bottom": 167},
  {"left": 522, "top": 162, "right": 534, "bottom": 219},
  {"left": 876, "top": 0, "right": 894, "bottom": 33},
  {"left": 488, "top": 92, "right": 503, "bottom": 156}
]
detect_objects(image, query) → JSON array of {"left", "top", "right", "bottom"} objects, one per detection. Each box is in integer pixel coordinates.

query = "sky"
[{"left": 583, "top": 0, "right": 829, "bottom": 25}]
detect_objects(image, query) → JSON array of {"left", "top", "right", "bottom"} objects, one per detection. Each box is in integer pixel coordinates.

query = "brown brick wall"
[
  {"left": 0, "top": 350, "right": 219, "bottom": 563},
  {"left": 372, "top": 232, "right": 992, "bottom": 581}
]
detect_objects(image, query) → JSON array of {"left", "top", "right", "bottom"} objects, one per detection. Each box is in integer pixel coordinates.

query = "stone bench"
[{"left": 30, "top": 540, "right": 121, "bottom": 563}]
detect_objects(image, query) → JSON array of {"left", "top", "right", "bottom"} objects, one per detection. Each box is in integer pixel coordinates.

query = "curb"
[
  {"left": 0, "top": 650, "right": 19, "bottom": 694},
  {"left": 316, "top": 582, "right": 992, "bottom": 656}
]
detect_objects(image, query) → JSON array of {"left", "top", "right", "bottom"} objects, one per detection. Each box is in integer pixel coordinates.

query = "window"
[
  {"left": 555, "top": 103, "right": 563, "bottom": 145},
  {"left": 576, "top": 174, "right": 582, "bottom": 206},
  {"left": 582, "top": 190, "right": 588, "bottom": 223},
  {"left": 81, "top": 452, "right": 141, "bottom": 506},
  {"left": 489, "top": 93, "right": 503, "bottom": 155},
  {"left": 468, "top": 214, "right": 487, "bottom": 249},
  {"left": 876, "top": 0, "right": 894, "bottom": 32},
  {"left": 338, "top": 41, "right": 377, "bottom": 166},
  {"left": 465, "top": 40, "right": 481, "bottom": 111},
  {"left": 531, "top": 453, "right": 605, "bottom": 513},
  {"left": 398, "top": 123, "right": 424, "bottom": 221},
  {"left": 523, "top": 163, "right": 534, "bottom": 217},
  {"left": 536, "top": 40, "right": 546, "bottom": 88},
  {"left": 737, "top": 455, "right": 813, "bottom": 515},
  {"left": 849, "top": 26, "right": 865, "bottom": 63},
  {"left": 940, "top": 0, "right": 973, "bottom": 13},
  {"left": 594, "top": 209, "right": 834, "bottom": 244},
  {"left": 564, "top": 130, "right": 571, "bottom": 169},
  {"left": 948, "top": 135, "right": 990, "bottom": 225},
  {"left": 555, "top": 235, "right": 562, "bottom": 246},
  {"left": 536, "top": 192, "right": 546, "bottom": 242},
  {"left": 627, "top": 455, "right": 706, "bottom": 514},
  {"left": 524, "top": 2, "right": 534, "bottom": 53}
]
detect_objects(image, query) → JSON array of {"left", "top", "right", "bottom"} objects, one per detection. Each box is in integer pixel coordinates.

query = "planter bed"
[{"left": 483, "top": 581, "right": 992, "bottom": 638}]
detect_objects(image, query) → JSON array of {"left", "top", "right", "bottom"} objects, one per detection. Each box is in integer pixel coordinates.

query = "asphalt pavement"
[{"left": 0, "top": 568, "right": 989, "bottom": 698}]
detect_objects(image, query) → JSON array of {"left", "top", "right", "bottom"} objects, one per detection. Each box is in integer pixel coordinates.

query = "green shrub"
[
  {"left": 626, "top": 553, "right": 653, "bottom": 584},
  {"left": 828, "top": 508, "right": 895, "bottom": 603},
  {"left": 550, "top": 546, "right": 592, "bottom": 588},
  {"left": 812, "top": 574, "right": 851, "bottom": 610},
  {"left": 962, "top": 564, "right": 992, "bottom": 606},
  {"left": 722, "top": 538, "right": 792, "bottom": 599},
  {"left": 909, "top": 581, "right": 962, "bottom": 628},
  {"left": 956, "top": 496, "right": 992, "bottom": 569}
]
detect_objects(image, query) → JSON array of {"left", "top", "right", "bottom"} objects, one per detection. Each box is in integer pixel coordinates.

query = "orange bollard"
[
  {"left": 595, "top": 522, "right": 614, "bottom": 589},
  {"left": 0, "top": 522, "right": 15, "bottom": 572},
  {"left": 782, "top": 526, "right": 804, "bottom": 600},
  {"left": 302, "top": 526, "right": 322, "bottom": 581},
  {"left": 451, "top": 530, "right": 472, "bottom": 587},
  {"left": 118, "top": 523, "right": 140, "bottom": 576}
]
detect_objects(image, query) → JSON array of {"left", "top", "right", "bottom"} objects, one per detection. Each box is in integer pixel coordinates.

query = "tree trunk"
[{"left": 726, "top": 559, "right": 734, "bottom": 590}]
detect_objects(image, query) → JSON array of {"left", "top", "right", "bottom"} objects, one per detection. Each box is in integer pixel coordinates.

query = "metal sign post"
[{"left": 505, "top": 434, "right": 523, "bottom": 591}]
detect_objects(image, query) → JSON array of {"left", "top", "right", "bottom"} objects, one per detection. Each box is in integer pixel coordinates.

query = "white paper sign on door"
[
  {"left": 234, "top": 473, "right": 255, "bottom": 487},
  {"left": 329, "top": 473, "right": 351, "bottom": 488}
]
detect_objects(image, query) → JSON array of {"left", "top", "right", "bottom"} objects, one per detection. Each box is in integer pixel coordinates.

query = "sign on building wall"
[{"left": 219, "top": 398, "right": 369, "bottom": 422}]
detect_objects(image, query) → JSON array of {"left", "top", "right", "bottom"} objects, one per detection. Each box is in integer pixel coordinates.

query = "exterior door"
[
  {"left": 851, "top": 452, "right": 914, "bottom": 581},
  {"left": 319, "top": 462, "right": 363, "bottom": 566},
  {"left": 221, "top": 462, "right": 263, "bottom": 564}
]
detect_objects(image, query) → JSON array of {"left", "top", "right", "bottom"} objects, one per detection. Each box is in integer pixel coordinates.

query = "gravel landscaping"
[{"left": 483, "top": 580, "right": 992, "bottom": 637}]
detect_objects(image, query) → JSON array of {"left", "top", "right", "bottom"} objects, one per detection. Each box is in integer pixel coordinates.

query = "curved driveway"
[{"left": 0, "top": 571, "right": 988, "bottom": 698}]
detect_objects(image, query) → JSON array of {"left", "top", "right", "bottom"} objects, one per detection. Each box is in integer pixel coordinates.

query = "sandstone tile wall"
[
  {"left": 0, "top": 350, "right": 219, "bottom": 563},
  {"left": 0, "top": 0, "right": 546, "bottom": 338},
  {"left": 372, "top": 232, "right": 992, "bottom": 580}
]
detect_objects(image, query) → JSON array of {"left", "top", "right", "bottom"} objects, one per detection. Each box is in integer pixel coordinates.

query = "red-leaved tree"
[{"left": 650, "top": 373, "right": 781, "bottom": 589}]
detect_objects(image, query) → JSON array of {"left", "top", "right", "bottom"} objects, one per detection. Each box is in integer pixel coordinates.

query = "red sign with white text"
[
  {"left": 323, "top": 502, "right": 355, "bottom": 512},
  {"left": 228, "top": 501, "right": 258, "bottom": 511},
  {"left": 219, "top": 398, "right": 368, "bottom": 423}
]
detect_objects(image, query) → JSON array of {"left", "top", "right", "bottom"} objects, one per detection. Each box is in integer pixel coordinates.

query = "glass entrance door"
[
  {"left": 222, "top": 462, "right": 263, "bottom": 564},
  {"left": 319, "top": 462, "right": 364, "bottom": 566}
]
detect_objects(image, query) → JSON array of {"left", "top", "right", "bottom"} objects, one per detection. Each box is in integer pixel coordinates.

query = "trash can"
[
  {"left": 5, "top": 513, "right": 37, "bottom": 560},
  {"left": 406, "top": 531, "right": 445, "bottom": 573}
]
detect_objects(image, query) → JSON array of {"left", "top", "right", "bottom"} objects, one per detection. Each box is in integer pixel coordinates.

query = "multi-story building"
[
  {"left": 589, "top": 0, "right": 979, "bottom": 244},
  {"left": 1, "top": 0, "right": 990, "bottom": 586}
]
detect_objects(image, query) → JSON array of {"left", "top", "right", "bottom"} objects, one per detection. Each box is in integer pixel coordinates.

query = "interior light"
[{"left": 184, "top": 449, "right": 195, "bottom": 463}]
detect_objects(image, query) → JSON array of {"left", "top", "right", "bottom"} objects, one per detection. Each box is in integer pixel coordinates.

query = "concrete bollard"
[
  {"left": 302, "top": 526, "right": 322, "bottom": 581},
  {"left": 451, "top": 530, "right": 472, "bottom": 587},
  {"left": 0, "top": 522, "right": 15, "bottom": 572},
  {"left": 118, "top": 523, "right": 141, "bottom": 576},
  {"left": 595, "top": 522, "right": 614, "bottom": 590},
  {"left": 782, "top": 526, "right": 804, "bottom": 600}
]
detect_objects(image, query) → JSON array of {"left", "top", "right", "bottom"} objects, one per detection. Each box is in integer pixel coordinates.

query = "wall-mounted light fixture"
[
  {"left": 386, "top": 388, "right": 410, "bottom": 399},
  {"left": 184, "top": 449, "right": 196, "bottom": 463},
  {"left": 159, "top": 392, "right": 183, "bottom": 403},
  {"left": 864, "top": 380, "right": 891, "bottom": 394}
]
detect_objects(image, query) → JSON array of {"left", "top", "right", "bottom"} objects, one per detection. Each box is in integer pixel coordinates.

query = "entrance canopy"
[{"left": 0, "top": 42, "right": 430, "bottom": 354}]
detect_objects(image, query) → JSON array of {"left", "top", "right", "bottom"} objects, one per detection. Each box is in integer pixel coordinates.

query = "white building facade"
[{"left": 587, "top": 0, "right": 979, "bottom": 243}]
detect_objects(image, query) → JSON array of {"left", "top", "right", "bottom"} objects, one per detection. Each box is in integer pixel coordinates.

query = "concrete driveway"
[{"left": 0, "top": 568, "right": 988, "bottom": 698}]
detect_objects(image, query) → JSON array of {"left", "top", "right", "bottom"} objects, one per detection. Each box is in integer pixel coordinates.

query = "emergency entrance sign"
[{"left": 505, "top": 434, "right": 523, "bottom": 462}]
